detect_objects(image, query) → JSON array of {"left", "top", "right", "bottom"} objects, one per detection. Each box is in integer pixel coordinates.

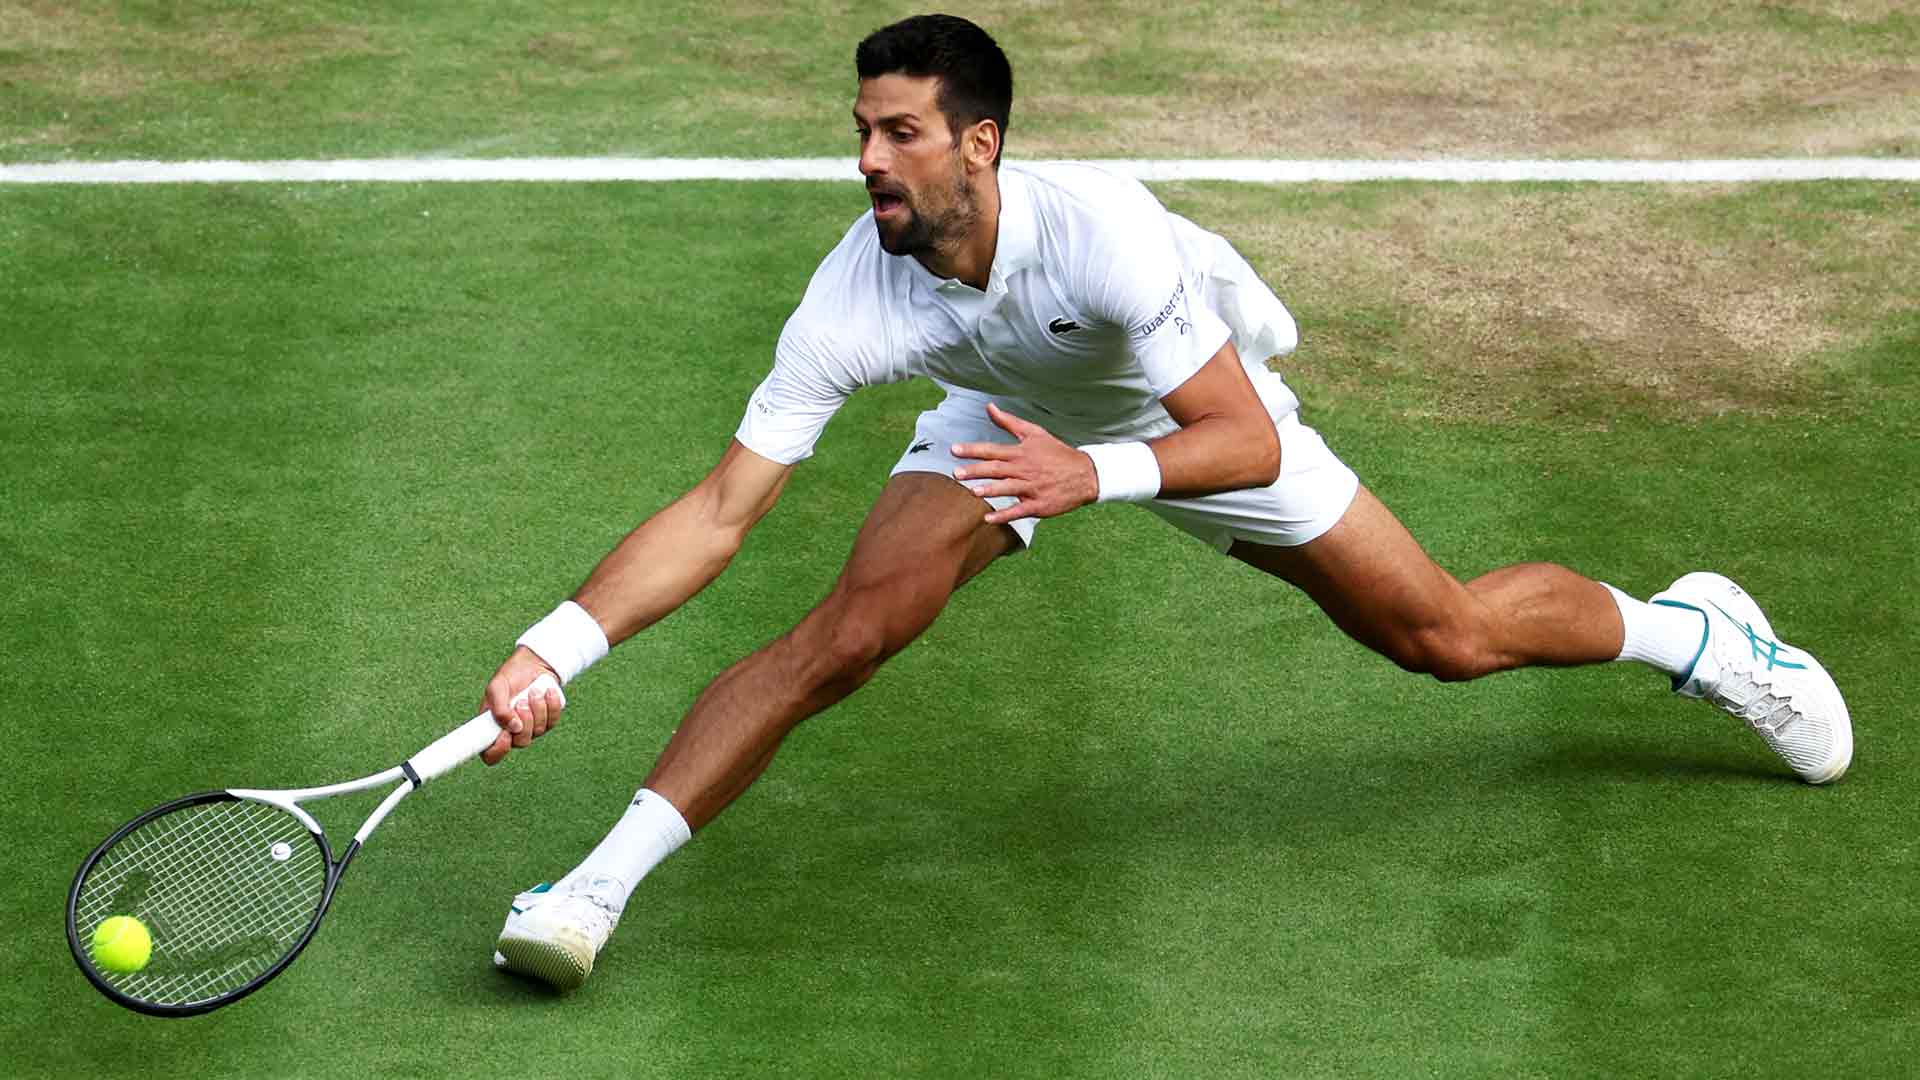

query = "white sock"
[
  {"left": 558, "top": 788, "right": 691, "bottom": 911},
  {"left": 1602, "top": 583, "right": 1707, "bottom": 677}
]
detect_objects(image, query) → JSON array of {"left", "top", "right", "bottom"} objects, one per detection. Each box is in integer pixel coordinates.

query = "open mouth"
[{"left": 871, "top": 191, "right": 906, "bottom": 218}]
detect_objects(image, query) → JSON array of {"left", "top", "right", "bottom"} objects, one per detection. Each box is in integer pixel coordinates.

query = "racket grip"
[{"left": 407, "top": 673, "right": 564, "bottom": 784}]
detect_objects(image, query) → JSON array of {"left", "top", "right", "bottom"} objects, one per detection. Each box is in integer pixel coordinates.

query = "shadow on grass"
[
  {"left": 1175, "top": 726, "right": 1792, "bottom": 822},
  {"left": 482, "top": 969, "right": 574, "bottom": 1001},
  {"left": 1528, "top": 744, "right": 1789, "bottom": 785}
]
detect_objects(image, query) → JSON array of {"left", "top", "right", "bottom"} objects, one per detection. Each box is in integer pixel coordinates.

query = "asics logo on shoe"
[{"left": 1706, "top": 600, "right": 1808, "bottom": 671}]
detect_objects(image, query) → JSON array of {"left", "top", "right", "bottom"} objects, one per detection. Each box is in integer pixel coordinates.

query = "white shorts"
[{"left": 889, "top": 386, "right": 1360, "bottom": 552}]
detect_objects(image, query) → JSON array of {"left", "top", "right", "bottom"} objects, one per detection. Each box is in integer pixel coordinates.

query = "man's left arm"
[{"left": 952, "top": 338, "right": 1279, "bottom": 526}]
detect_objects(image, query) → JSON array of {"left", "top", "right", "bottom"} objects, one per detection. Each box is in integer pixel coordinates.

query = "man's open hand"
[{"left": 952, "top": 402, "right": 1100, "bottom": 526}]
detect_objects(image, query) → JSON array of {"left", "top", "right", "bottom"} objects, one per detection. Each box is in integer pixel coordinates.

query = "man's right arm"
[
  {"left": 480, "top": 439, "right": 793, "bottom": 764},
  {"left": 574, "top": 438, "right": 792, "bottom": 645}
]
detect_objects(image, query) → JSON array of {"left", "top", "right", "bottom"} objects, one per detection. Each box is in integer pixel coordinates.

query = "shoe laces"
[{"left": 555, "top": 875, "right": 625, "bottom": 934}]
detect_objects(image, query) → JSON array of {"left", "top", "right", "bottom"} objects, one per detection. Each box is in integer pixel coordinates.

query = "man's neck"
[{"left": 914, "top": 171, "right": 1001, "bottom": 291}]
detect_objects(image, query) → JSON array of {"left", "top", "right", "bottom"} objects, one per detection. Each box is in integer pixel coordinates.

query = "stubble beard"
[{"left": 875, "top": 159, "right": 978, "bottom": 260}]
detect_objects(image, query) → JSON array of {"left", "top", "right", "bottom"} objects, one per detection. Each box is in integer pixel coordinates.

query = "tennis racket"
[{"left": 66, "top": 674, "right": 561, "bottom": 1018}]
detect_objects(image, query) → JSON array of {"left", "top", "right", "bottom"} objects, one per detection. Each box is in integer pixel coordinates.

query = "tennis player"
[{"left": 480, "top": 15, "right": 1852, "bottom": 989}]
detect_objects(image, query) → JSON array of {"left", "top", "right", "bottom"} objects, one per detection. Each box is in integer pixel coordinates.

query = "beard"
[
  {"left": 873, "top": 163, "right": 978, "bottom": 258},
  {"left": 874, "top": 200, "right": 936, "bottom": 257}
]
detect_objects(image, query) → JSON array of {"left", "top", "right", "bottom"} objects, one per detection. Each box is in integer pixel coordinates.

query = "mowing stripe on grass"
[{"left": 3, "top": 157, "right": 1918, "bottom": 185}]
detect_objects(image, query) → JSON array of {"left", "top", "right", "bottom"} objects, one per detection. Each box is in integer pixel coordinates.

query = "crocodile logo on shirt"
[
  {"left": 908, "top": 440, "right": 934, "bottom": 454},
  {"left": 1047, "top": 317, "right": 1082, "bottom": 335}
]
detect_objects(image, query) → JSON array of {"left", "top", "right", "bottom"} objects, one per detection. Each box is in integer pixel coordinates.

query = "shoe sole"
[{"left": 495, "top": 933, "right": 591, "bottom": 991}]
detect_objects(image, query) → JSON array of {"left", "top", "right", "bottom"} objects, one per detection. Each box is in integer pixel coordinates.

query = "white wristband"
[
  {"left": 515, "top": 600, "right": 609, "bottom": 686},
  {"left": 1079, "top": 441, "right": 1162, "bottom": 503}
]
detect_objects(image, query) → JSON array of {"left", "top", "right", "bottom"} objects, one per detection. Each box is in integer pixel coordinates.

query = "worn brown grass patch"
[
  {"left": 1, "top": 4, "right": 388, "bottom": 104},
  {"left": 995, "top": 4, "right": 1919, "bottom": 158},
  {"left": 5, "top": 2, "right": 1913, "bottom": 158},
  {"left": 1159, "top": 183, "right": 1918, "bottom": 424}
]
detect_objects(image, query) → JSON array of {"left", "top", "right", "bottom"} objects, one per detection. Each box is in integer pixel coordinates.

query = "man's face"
[{"left": 853, "top": 73, "right": 978, "bottom": 258}]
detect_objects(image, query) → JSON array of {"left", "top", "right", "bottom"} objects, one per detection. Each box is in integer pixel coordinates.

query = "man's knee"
[
  {"left": 1385, "top": 623, "right": 1502, "bottom": 683},
  {"left": 795, "top": 586, "right": 926, "bottom": 694},
  {"left": 818, "top": 610, "right": 891, "bottom": 690}
]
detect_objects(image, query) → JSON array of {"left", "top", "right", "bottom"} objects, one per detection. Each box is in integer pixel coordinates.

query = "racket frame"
[
  {"left": 66, "top": 675, "right": 556, "bottom": 1018},
  {"left": 64, "top": 773, "right": 403, "bottom": 1018}
]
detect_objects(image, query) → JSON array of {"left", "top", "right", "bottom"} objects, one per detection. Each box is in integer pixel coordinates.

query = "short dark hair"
[{"left": 855, "top": 14, "right": 1012, "bottom": 165}]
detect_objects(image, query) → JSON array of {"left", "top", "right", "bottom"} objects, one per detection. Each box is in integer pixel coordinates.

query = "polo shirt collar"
[
  {"left": 905, "top": 166, "right": 1038, "bottom": 296},
  {"left": 988, "top": 166, "right": 1040, "bottom": 282}
]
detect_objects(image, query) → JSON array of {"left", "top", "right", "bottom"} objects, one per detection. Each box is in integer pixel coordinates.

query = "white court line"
[{"left": 2, "top": 157, "right": 1917, "bottom": 184}]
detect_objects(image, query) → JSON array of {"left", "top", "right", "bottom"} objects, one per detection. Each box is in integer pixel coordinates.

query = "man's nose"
[{"left": 859, "top": 136, "right": 889, "bottom": 178}]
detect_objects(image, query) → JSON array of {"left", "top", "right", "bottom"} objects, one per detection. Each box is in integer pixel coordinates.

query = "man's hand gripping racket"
[{"left": 66, "top": 674, "right": 562, "bottom": 1017}]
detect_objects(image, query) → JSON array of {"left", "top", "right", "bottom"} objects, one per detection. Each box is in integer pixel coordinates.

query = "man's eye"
[{"left": 891, "top": 129, "right": 913, "bottom": 143}]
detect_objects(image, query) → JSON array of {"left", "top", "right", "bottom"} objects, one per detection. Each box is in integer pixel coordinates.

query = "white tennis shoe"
[
  {"left": 1651, "top": 571, "right": 1852, "bottom": 784},
  {"left": 492, "top": 875, "right": 625, "bottom": 990}
]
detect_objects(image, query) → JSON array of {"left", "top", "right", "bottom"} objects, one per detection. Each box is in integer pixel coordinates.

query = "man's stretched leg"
[
  {"left": 642, "top": 472, "right": 1020, "bottom": 829},
  {"left": 1231, "top": 485, "right": 1851, "bottom": 779},
  {"left": 1229, "top": 486, "right": 1630, "bottom": 679},
  {"left": 495, "top": 473, "right": 1019, "bottom": 987}
]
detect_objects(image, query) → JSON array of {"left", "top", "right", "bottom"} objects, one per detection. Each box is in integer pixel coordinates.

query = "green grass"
[
  {"left": 6, "top": 1, "right": 1918, "bottom": 161},
  {"left": 4, "top": 180, "right": 1917, "bottom": 1077}
]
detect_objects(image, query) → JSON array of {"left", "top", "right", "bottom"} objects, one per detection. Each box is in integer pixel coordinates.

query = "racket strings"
[{"left": 75, "top": 799, "right": 327, "bottom": 1007}]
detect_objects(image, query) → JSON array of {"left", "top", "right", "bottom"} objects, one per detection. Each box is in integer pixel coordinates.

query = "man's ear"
[{"left": 963, "top": 118, "right": 1001, "bottom": 171}]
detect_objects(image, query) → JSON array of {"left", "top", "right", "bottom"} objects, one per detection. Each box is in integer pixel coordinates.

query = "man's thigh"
[
  {"left": 1227, "top": 485, "right": 1472, "bottom": 655},
  {"left": 828, "top": 471, "right": 1021, "bottom": 634}
]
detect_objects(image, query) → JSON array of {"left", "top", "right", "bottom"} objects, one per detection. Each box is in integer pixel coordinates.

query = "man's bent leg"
[
  {"left": 644, "top": 472, "right": 1019, "bottom": 829},
  {"left": 1229, "top": 485, "right": 1632, "bottom": 680}
]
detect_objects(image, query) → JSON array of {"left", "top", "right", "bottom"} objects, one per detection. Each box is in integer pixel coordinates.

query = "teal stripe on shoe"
[
  {"left": 1652, "top": 599, "right": 1710, "bottom": 692},
  {"left": 511, "top": 881, "right": 554, "bottom": 914},
  {"left": 1704, "top": 599, "right": 1808, "bottom": 671}
]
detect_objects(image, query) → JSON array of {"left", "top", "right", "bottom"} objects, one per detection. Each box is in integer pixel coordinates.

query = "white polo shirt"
[{"left": 736, "top": 162, "right": 1300, "bottom": 464}]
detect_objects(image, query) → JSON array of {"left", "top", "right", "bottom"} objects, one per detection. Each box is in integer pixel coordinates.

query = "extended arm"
[
  {"left": 480, "top": 439, "right": 793, "bottom": 764},
  {"left": 575, "top": 439, "right": 793, "bottom": 645}
]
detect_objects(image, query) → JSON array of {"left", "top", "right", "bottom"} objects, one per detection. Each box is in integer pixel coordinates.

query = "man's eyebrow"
[{"left": 853, "top": 109, "right": 922, "bottom": 127}]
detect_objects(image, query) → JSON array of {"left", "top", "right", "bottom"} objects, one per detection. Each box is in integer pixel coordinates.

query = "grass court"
[{"left": 4, "top": 3, "right": 1917, "bottom": 1077}]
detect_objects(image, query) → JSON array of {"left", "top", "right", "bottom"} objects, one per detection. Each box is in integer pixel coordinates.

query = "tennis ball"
[{"left": 90, "top": 915, "right": 152, "bottom": 974}]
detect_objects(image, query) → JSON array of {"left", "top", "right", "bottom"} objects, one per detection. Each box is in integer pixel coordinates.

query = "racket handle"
[{"left": 407, "top": 674, "right": 564, "bottom": 784}]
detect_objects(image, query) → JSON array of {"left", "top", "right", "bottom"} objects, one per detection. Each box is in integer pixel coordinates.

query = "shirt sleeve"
[
  {"left": 734, "top": 213, "right": 909, "bottom": 465},
  {"left": 733, "top": 327, "right": 860, "bottom": 465},
  {"left": 1080, "top": 195, "right": 1233, "bottom": 398}
]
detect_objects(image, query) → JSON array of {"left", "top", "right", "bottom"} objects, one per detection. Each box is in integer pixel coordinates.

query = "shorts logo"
[
  {"left": 1139, "top": 280, "right": 1186, "bottom": 338},
  {"left": 1048, "top": 317, "right": 1082, "bottom": 335}
]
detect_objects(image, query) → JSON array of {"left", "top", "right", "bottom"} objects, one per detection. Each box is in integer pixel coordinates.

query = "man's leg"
[
  {"left": 495, "top": 473, "right": 1019, "bottom": 988},
  {"left": 644, "top": 472, "right": 1020, "bottom": 829},
  {"left": 1228, "top": 485, "right": 1631, "bottom": 681},
  {"left": 1230, "top": 484, "right": 1850, "bottom": 782}
]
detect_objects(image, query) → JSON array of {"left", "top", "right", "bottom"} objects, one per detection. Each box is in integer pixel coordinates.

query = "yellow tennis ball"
[{"left": 90, "top": 915, "right": 152, "bottom": 974}]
